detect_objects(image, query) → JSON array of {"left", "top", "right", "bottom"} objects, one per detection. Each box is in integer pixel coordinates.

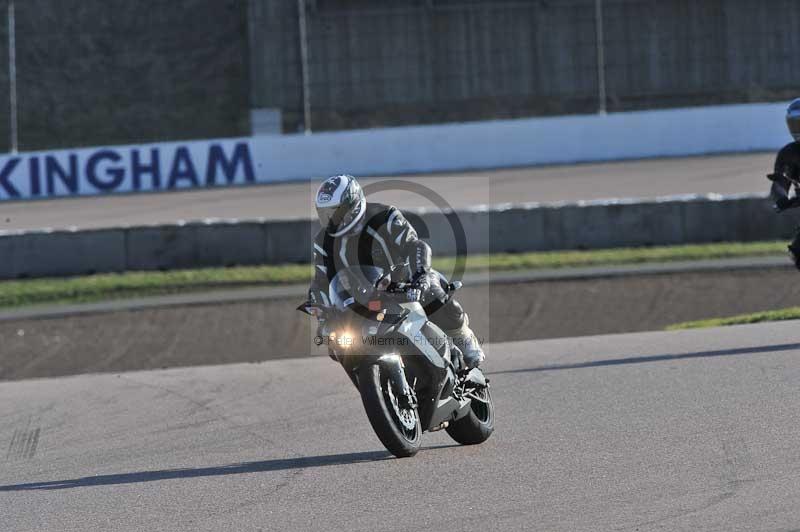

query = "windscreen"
[{"left": 328, "top": 266, "right": 385, "bottom": 311}]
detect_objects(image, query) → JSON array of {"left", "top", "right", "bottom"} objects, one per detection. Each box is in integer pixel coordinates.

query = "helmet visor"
[
  {"left": 316, "top": 205, "right": 338, "bottom": 230},
  {"left": 317, "top": 197, "right": 365, "bottom": 236}
]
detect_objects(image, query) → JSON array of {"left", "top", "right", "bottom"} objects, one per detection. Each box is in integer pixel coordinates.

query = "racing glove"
[
  {"left": 405, "top": 270, "right": 431, "bottom": 302},
  {"left": 771, "top": 181, "right": 795, "bottom": 212}
]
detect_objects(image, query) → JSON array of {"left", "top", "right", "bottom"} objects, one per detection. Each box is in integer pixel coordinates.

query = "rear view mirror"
[{"left": 297, "top": 302, "right": 323, "bottom": 317}]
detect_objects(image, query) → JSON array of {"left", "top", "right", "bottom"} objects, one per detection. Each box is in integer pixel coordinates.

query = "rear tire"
[
  {"left": 359, "top": 362, "right": 421, "bottom": 458},
  {"left": 446, "top": 386, "right": 494, "bottom": 445}
]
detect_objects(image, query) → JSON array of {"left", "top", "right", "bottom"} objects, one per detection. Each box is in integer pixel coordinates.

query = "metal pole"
[
  {"left": 594, "top": 0, "right": 607, "bottom": 115},
  {"left": 297, "top": 0, "right": 312, "bottom": 134},
  {"left": 8, "top": 0, "right": 18, "bottom": 152}
]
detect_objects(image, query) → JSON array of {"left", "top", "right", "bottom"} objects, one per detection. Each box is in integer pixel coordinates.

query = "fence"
[
  {"left": 0, "top": 1, "right": 798, "bottom": 151},
  {"left": 251, "top": 0, "right": 800, "bottom": 133},
  {"left": 0, "top": 0, "right": 250, "bottom": 153}
]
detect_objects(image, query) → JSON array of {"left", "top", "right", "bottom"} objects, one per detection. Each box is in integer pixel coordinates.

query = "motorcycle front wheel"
[{"left": 359, "top": 362, "right": 421, "bottom": 458}]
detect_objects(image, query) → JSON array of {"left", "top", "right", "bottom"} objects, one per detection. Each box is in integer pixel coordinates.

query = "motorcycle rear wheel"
[
  {"left": 359, "top": 362, "right": 421, "bottom": 458},
  {"left": 446, "top": 385, "right": 494, "bottom": 445}
]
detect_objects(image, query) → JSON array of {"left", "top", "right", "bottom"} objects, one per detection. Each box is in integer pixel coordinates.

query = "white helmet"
[{"left": 315, "top": 175, "right": 366, "bottom": 237}]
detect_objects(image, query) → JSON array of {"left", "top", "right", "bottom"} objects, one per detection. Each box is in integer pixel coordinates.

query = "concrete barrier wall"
[
  {"left": 0, "top": 193, "right": 793, "bottom": 280},
  {"left": 0, "top": 102, "right": 790, "bottom": 202},
  {"left": 414, "top": 194, "right": 796, "bottom": 257},
  {"left": 271, "top": 102, "right": 789, "bottom": 180}
]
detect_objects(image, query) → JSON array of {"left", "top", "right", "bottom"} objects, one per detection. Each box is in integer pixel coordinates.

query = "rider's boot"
[{"left": 446, "top": 314, "right": 484, "bottom": 370}]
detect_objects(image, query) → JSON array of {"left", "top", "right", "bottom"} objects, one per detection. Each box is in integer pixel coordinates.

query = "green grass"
[
  {"left": 0, "top": 264, "right": 313, "bottom": 309},
  {"left": 434, "top": 240, "right": 786, "bottom": 273},
  {"left": 667, "top": 307, "right": 800, "bottom": 330},
  {"left": 0, "top": 240, "right": 788, "bottom": 310}
]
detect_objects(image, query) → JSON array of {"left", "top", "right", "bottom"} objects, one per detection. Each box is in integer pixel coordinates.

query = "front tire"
[
  {"left": 359, "top": 362, "right": 421, "bottom": 458},
  {"left": 446, "top": 386, "right": 494, "bottom": 445}
]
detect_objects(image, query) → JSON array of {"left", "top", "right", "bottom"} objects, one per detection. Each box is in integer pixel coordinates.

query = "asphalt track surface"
[
  {"left": 3, "top": 321, "right": 800, "bottom": 531},
  {"left": 0, "top": 152, "right": 773, "bottom": 231}
]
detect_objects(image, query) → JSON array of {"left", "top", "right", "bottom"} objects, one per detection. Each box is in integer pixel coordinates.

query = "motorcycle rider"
[
  {"left": 307, "top": 174, "right": 485, "bottom": 369},
  {"left": 768, "top": 98, "right": 800, "bottom": 269}
]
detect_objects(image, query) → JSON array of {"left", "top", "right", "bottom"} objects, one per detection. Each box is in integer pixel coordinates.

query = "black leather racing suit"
[
  {"left": 307, "top": 202, "right": 466, "bottom": 333},
  {"left": 769, "top": 142, "right": 800, "bottom": 267}
]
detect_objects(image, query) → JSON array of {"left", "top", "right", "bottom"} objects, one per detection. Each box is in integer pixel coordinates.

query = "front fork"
[
  {"left": 378, "top": 354, "right": 417, "bottom": 409},
  {"left": 340, "top": 353, "right": 417, "bottom": 408}
]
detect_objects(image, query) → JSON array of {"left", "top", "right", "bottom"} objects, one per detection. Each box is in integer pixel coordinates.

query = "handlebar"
[
  {"left": 300, "top": 277, "right": 464, "bottom": 317},
  {"left": 383, "top": 279, "right": 463, "bottom": 295},
  {"left": 386, "top": 281, "right": 413, "bottom": 292}
]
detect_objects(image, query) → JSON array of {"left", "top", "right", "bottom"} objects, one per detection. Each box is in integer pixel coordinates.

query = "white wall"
[
  {"left": 0, "top": 102, "right": 790, "bottom": 201},
  {"left": 268, "top": 102, "right": 789, "bottom": 178}
]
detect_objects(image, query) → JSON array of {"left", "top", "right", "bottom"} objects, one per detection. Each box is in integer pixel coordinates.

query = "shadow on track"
[
  {"left": 0, "top": 445, "right": 460, "bottom": 492},
  {"left": 489, "top": 342, "right": 800, "bottom": 376}
]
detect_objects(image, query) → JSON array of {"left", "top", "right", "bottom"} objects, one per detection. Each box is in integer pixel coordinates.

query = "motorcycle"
[{"left": 298, "top": 264, "right": 494, "bottom": 458}]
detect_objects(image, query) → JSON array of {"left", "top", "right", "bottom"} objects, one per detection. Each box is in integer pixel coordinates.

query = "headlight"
[{"left": 336, "top": 330, "right": 355, "bottom": 349}]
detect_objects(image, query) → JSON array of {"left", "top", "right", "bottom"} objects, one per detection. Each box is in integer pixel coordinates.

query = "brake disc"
[{"left": 387, "top": 386, "right": 417, "bottom": 431}]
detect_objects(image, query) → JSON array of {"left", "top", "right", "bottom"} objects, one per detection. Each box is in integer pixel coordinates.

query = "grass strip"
[
  {"left": 0, "top": 240, "right": 788, "bottom": 310},
  {"left": 433, "top": 240, "right": 786, "bottom": 273},
  {"left": 667, "top": 307, "right": 800, "bottom": 330}
]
